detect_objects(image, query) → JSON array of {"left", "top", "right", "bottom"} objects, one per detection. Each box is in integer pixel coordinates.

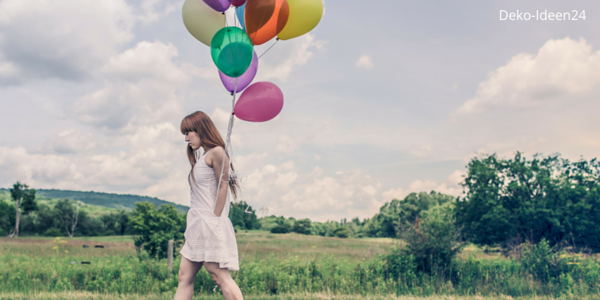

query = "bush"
[
  {"left": 333, "top": 227, "right": 349, "bottom": 238},
  {"left": 234, "top": 225, "right": 244, "bottom": 233},
  {"left": 129, "top": 202, "right": 185, "bottom": 259},
  {"left": 384, "top": 249, "right": 418, "bottom": 282},
  {"left": 270, "top": 224, "right": 290, "bottom": 234},
  {"left": 401, "top": 203, "right": 464, "bottom": 274},
  {"left": 521, "top": 239, "right": 569, "bottom": 282},
  {"left": 292, "top": 219, "right": 312, "bottom": 235},
  {"left": 43, "top": 228, "right": 63, "bottom": 237}
]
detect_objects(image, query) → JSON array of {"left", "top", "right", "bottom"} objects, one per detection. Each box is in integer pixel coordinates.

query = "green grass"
[
  {"left": 1, "top": 292, "right": 599, "bottom": 300},
  {"left": 236, "top": 230, "right": 397, "bottom": 260},
  {"left": 1, "top": 233, "right": 599, "bottom": 299}
]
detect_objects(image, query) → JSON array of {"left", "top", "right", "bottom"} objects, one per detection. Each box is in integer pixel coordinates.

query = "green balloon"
[{"left": 211, "top": 27, "right": 254, "bottom": 78}]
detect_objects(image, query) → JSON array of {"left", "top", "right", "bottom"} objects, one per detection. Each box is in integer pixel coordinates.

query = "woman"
[{"left": 174, "top": 111, "right": 243, "bottom": 300}]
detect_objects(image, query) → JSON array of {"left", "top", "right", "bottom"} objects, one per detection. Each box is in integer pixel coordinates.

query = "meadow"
[{"left": 2, "top": 232, "right": 600, "bottom": 300}]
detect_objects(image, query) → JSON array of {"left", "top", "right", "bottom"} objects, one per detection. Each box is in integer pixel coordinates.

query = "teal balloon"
[{"left": 211, "top": 27, "right": 254, "bottom": 78}]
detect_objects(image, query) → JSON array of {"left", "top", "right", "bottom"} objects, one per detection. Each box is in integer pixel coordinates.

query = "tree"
[
  {"left": 54, "top": 199, "right": 81, "bottom": 238},
  {"left": 34, "top": 203, "right": 59, "bottom": 235},
  {"left": 129, "top": 202, "right": 185, "bottom": 259},
  {"left": 455, "top": 152, "right": 600, "bottom": 251},
  {"left": 292, "top": 218, "right": 312, "bottom": 235},
  {"left": 364, "top": 191, "right": 454, "bottom": 238},
  {"left": 229, "top": 201, "right": 260, "bottom": 230},
  {"left": 8, "top": 182, "right": 36, "bottom": 237},
  {"left": 270, "top": 223, "right": 291, "bottom": 234},
  {"left": 332, "top": 227, "right": 349, "bottom": 238},
  {"left": 0, "top": 201, "right": 16, "bottom": 236},
  {"left": 100, "top": 210, "right": 130, "bottom": 236}
]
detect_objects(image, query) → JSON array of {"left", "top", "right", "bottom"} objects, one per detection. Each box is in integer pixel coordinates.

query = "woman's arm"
[{"left": 210, "top": 147, "right": 230, "bottom": 217}]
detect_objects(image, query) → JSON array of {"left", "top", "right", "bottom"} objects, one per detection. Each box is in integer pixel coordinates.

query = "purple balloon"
[
  {"left": 203, "top": 0, "right": 232, "bottom": 12},
  {"left": 219, "top": 51, "right": 258, "bottom": 94},
  {"left": 234, "top": 82, "right": 284, "bottom": 122}
]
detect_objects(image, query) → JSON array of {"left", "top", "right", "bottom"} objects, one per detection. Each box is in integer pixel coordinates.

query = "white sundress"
[{"left": 179, "top": 148, "right": 239, "bottom": 271}]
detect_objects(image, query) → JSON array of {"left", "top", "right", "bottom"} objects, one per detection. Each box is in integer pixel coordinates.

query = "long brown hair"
[{"left": 180, "top": 111, "right": 239, "bottom": 199}]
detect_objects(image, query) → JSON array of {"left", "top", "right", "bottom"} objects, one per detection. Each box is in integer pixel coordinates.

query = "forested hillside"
[{"left": 0, "top": 188, "right": 189, "bottom": 212}]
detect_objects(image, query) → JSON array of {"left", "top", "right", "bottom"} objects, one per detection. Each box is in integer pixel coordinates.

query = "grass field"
[
  {"left": 2, "top": 291, "right": 600, "bottom": 300},
  {"left": 1, "top": 232, "right": 599, "bottom": 300}
]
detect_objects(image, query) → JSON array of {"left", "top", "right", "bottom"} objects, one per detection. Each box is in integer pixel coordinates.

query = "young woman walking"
[{"left": 174, "top": 111, "right": 243, "bottom": 300}]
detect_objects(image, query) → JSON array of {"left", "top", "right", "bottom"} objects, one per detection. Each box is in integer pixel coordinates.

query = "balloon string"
[
  {"left": 234, "top": 8, "right": 238, "bottom": 28},
  {"left": 258, "top": 39, "right": 279, "bottom": 60},
  {"left": 216, "top": 78, "right": 238, "bottom": 208}
]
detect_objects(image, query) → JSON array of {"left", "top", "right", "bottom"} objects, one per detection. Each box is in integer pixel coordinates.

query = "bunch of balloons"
[{"left": 182, "top": 0, "right": 324, "bottom": 122}]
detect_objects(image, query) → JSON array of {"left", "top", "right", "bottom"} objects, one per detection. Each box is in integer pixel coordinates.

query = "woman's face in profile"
[{"left": 185, "top": 131, "right": 201, "bottom": 150}]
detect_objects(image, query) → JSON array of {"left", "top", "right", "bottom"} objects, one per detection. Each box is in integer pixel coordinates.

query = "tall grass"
[{"left": 1, "top": 233, "right": 599, "bottom": 299}]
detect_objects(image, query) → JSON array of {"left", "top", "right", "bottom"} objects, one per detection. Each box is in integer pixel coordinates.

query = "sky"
[{"left": 1, "top": 0, "right": 599, "bottom": 222}]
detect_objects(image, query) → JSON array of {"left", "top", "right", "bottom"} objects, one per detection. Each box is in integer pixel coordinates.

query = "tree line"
[{"left": 2, "top": 151, "right": 599, "bottom": 259}]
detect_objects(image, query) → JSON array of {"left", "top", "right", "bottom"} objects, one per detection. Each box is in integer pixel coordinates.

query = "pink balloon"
[
  {"left": 234, "top": 82, "right": 283, "bottom": 122},
  {"left": 232, "top": 0, "right": 246, "bottom": 6}
]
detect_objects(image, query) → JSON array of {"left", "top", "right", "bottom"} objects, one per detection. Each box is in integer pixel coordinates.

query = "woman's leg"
[
  {"left": 174, "top": 256, "right": 204, "bottom": 300},
  {"left": 203, "top": 262, "right": 243, "bottom": 300}
]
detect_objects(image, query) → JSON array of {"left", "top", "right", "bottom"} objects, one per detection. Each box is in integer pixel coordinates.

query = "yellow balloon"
[
  {"left": 277, "top": 0, "right": 323, "bottom": 41},
  {"left": 182, "top": 0, "right": 225, "bottom": 47}
]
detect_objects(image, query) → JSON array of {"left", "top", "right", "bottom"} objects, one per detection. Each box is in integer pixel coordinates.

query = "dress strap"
[{"left": 202, "top": 148, "right": 215, "bottom": 157}]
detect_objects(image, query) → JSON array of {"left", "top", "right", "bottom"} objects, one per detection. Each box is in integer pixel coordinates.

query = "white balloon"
[{"left": 182, "top": 0, "right": 225, "bottom": 47}]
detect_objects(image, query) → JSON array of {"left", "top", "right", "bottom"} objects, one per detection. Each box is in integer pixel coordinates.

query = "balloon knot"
[{"left": 232, "top": 112, "right": 235, "bottom": 116}]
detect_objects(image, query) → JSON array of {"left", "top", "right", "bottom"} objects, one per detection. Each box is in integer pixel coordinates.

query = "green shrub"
[
  {"left": 270, "top": 224, "right": 290, "bottom": 234},
  {"left": 401, "top": 203, "right": 464, "bottom": 274},
  {"left": 292, "top": 218, "right": 311, "bottom": 235},
  {"left": 129, "top": 202, "right": 185, "bottom": 259},
  {"left": 333, "top": 227, "right": 349, "bottom": 238},
  {"left": 384, "top": 249, "right": 417, "bottom": 282},
  {"left": 42, "top": 228, "right": 63, "bottom": 237},
  {"left": 521, "top": 239, "right": 570, "bottom": 282}
]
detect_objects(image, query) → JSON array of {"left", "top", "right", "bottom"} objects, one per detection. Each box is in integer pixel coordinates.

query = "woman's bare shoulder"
[{"left": 206, "top": 146, "right": 226, "bottom": 163}]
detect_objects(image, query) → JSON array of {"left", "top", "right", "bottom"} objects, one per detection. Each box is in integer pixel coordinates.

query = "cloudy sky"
[{"left": 1, "top": 0, "right": 599, "bottom": 222}]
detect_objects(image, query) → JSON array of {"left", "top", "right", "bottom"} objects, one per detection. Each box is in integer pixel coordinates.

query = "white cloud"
[
  {"left": 458, "top": 37, "right": 600, "bottom": 114},
  {"left": 275, "top": 171, "right": 298, "bottom": 189},
  {"left": 382, "top": 187, "right": 409, "bottom": 202},
  {"left": 42, "top": 129, "right": 105, "bottom": 154},
  {"left": 356, "top": 55, "right": 374, "bottom": 69},
  {"left": 410, "top": 145, "right": 432, "bottom": 158},
  {"left": 137, "top": 0, "right": 182, "bottom": 24},
  {"left": 0, "top": 122, "right": 192, "bottom": 205},
  {"left": 275, "top": 134, "right": 304, "bottom": 155},
  {"left": 257, "top": 33, "right": 327, "bottom": 81},
  {"left": 0, "top": 0, "right": 135, "bottom": 82},
  {"left": 72, "top": 41, "right": 191, "bottom": 130},
  {"left": 381, "top": 170, "right": 465, "bottom": 202},
  {"left": 233, "top": 160, "right": 385, "bottom": 221}
]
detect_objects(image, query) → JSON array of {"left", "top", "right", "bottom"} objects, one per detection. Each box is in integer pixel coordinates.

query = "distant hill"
[{"left": 0, "top": 188, "right": 189, "bottom": 212}]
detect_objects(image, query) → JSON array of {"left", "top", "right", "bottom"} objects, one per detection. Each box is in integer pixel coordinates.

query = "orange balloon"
[{"left": 245, "top": 0, "right": 289, "bottom": 45}]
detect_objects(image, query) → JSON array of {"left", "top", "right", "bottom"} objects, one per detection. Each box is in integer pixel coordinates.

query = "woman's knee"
[
  {"left": 178, "top": 268, "right": 196, "bottom": 284},
  {"left": 204, "top": 262, "right": 229, "bottom": 287},
  {"left": 209, "top": 272, "right": 221, "bottom": 286}
]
